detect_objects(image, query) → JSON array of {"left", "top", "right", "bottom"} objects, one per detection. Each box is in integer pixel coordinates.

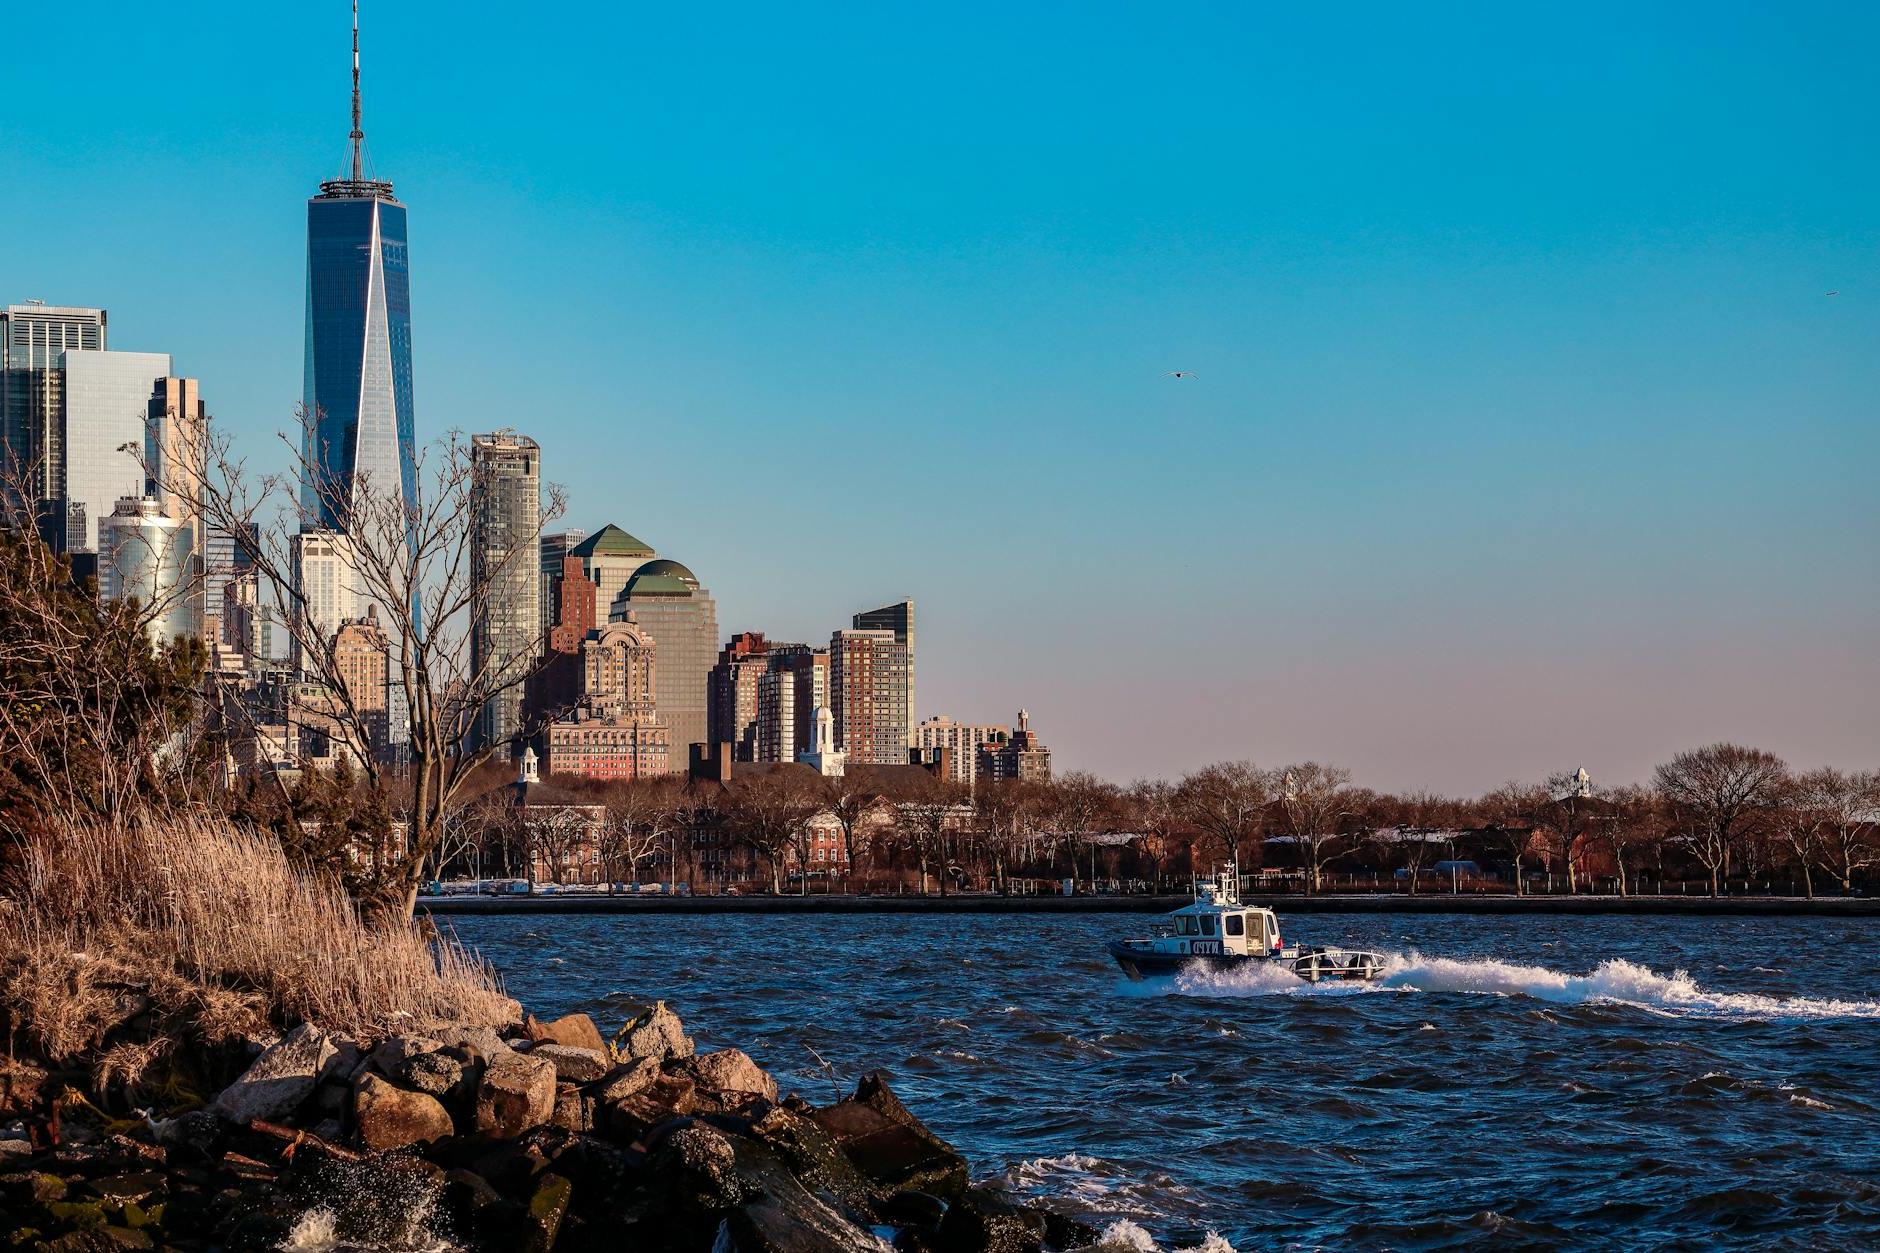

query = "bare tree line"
[{"left": 414, "top": 747, "right": 1879, "bottom": 900}]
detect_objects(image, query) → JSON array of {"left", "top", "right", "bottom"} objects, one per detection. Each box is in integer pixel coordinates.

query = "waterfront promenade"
[{"left": 422, "top": 892, "right": 1880, "bottom": 917}]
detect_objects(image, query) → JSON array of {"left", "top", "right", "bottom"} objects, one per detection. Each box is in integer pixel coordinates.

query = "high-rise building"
[
  {"left": 853, "top": 599, "right": 914, "bottom": 735},
  {"left": 708, "top": 632, "right": 774, "bottom": 761},
  {"left": 913, "top": 716, "right": 1011, "bottom": 787},
  {"left": 707, "top": 634, "right": 828, "bottom": 764},
  {"left": 145, "top": 378, "right": 206, "bottom": 523},
  {"left": 571, "top": 523, "right": 655, "bottom": 609},
  {"left": 59, "top": 350, "right": 173, "bottom": 550},
  {"left": 1, "top": 303, "right": 106, "bottom": 511},
  {"left": 98, "top": 495, "right": 197, "bottom": 645},
  {"left": 200, "top": 520, "right": 257, "bottom": 648},
  {"left": 977, "top": 709, "right": 1053, "bottom": 783},
  {"left": 525, "top": 554, "right": 596, "bottom": 729},
  {"left": 291, "top": 529, "right": 366, "bottom": 672},
  {"left": 542, "top": 616, "right": 672, "bottom": 780},
  {"left": 470, "top": 433, "right": 541, "bottom": 750},
  {"left": 332, "top": 607, "right": 391, "bottom": 756},
  {"left": 33, "top": 499, "right": 86, "bottom": 554},
  {"left": 539, "top": 529, "right": 587, "bottom": 636},
  {"left": 301, "top": 5, "right": 416, "bottom": 531},
  {"left": 609, "top": 559, "right": 717, "bottom": 757},
  {"left": 830, "top": 628, "right": 911, "bottom": 766}
]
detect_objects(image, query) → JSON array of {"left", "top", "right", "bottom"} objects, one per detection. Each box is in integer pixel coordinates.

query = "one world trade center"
[{"left": 301, "top": 1, "right": 416, "bottom": 530}]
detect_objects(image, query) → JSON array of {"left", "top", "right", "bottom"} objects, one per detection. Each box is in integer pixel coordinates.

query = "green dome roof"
[
  {"left": 624, "top": 558, "right": 700, "bottom": 598},
  {"left": 570, "top": 524, "right": 654, "bottom": 559}
]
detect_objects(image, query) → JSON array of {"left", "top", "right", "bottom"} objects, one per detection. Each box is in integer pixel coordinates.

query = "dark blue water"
[{"left": 449, "top": 912, "right": 1880, "bottom": 1251}]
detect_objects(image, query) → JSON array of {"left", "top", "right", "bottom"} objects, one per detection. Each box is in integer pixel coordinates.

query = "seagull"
[
  {"left": 1164, "top": 371, "right": 1196, "bottom": 379},
  {"left": 1825, "top": 291, "right": 1839, "bottom": 297}
]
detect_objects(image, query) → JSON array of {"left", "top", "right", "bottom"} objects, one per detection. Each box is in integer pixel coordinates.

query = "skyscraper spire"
[{"left": 349, "top": 0, "right": 364, "bottom": 182}]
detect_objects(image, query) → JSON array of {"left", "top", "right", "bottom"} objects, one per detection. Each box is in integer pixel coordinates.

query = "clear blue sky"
[{"left": 9, "top": 2, "right": 1876, "bottom": 792}]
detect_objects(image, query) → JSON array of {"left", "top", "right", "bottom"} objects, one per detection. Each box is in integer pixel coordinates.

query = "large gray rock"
[
  {"left": 686, "top": 1048, "right": 778, "bottom": 1101},
  {"left": 370, "top": 1035, "right": 442, "bottom": 1075},
  {"left": 533, "top": 1044, "right": 609, "bottom": 1084},
  {"left": 527, "top": 1013, "right": 607, "bottom": 1054},
  {"left": 394, "top": 1050, "right": 466, "bottom": 1097},
  {"left": 353, "top": 1073, "right": 455, "bottom": 1151},
  {"left": 432, "top": 1025, "right": 514, "bottom": 1064},
  {"left": 211, "top": 1024, "right": 337, "bottom": 1125},
  {"left": 596, "top": 1056, "right": 661, "bottom": 1102},
  {"left": 474, "top": 1050, "right": 557, "bottom": 1138},
  {"left": 618, "top": 1001, "right": 694, "bottom": 1062}
]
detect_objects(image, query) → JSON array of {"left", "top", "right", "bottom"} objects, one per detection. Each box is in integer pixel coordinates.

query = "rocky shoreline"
[{"left": 0, "top": 1002, "right": 1095, "bottom": 1252}]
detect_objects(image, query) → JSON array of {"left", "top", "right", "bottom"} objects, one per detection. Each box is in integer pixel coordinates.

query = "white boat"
[{"left": 1107, "top": 866, "right": 1386, "bottom": 983}]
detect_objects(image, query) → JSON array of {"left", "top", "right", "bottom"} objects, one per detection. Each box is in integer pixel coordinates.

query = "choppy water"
[{"left": 450, "top": 912, "right": 1880, "bottom": 1250}]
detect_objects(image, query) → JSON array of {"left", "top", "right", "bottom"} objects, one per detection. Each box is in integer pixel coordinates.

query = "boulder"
[
  {"left": 210, "top": 1024, "right": 336, "bottom": 1125},
  {"left": 523, "top": 1171, "right": 573, "bottom": 1253},
  {"left": 147, "top": 1109, "right": 219, "bottom": 1157},
  {"left": 353, "top": 1073, "right": 455, "bottom": 1151},
  {"left": 528, "top": 1013, "right": 608, "bottom": 1055},
  {"left": 393, "top": 1050, "right": 465, "bottom": 1097},
  {"left": 600, "top": 1072, "right": 700, "bottom": 1145},
  {"left": 617, "top": 1002, "right": 694, "bottom": 1062},
  {"left": 684, "top": 1048, "right": 779, "bottom": 1101},
  {"left": 432, "top": 1025, "right": 514, "bottom": 1065},
  {"left": 932, "top": 1185, "right": 1045, "bottom": 1253},
  {"left": 551, "top": 1087, "right": 593, "bottom": 1133},
  {"left": 596, "top": 1056, "right": 661, "bottom": 1102},
  {"left": 369, "top": 1035, "right": 442, "bottom": 1075},
  {"left": 474, "top": 1051, "right": 557, "bottom": 1139},
  {"left": 533, "top": 1045, "right": 609, "bottom": 1084},
  {"left": 654, "top": 1123, "right": 743, "bottom": 1212},
  {"left": 810, "top": 1073, "right": 967, "bottom": 1201}
]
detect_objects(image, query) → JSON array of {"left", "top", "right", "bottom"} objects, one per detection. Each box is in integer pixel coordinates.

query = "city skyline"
[{"left": 6, "top": 2, "right": 1876, "bottom": 791}]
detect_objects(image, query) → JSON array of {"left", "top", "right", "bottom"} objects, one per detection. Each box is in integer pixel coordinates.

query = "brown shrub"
[{"left": 0, "top": 813, "right": 515, "bottom": 1073}]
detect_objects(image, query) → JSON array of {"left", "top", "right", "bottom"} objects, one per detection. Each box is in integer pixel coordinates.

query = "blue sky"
[{"left": 8, "top": 2, "right": 1876, "bottom": 791}]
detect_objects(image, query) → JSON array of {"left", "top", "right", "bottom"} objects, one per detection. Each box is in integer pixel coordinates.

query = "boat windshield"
[{"left": 1176, "top": 915, "right": 1199, "bottom": 936}]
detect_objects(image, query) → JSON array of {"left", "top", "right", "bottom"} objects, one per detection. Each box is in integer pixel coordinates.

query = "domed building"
[{"left": 609, "top": 557, "right": 718, "bottom": 760}]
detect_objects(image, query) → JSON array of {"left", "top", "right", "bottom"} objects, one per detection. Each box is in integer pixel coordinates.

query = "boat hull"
[{"left": 1107, "top": 941, "right": 1382, "bottom": 984}]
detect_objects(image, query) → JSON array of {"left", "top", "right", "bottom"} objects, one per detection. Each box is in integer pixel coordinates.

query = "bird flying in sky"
[{"left": 1165, "top": 371, "right": 1195, "bottom": 379}]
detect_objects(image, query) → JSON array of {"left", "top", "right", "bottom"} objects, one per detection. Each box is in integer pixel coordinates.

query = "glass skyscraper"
[{"left": 301, "top": 178, "right": 416, "bottom": 528}]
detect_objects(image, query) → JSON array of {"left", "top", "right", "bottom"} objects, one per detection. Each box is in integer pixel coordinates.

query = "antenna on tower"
[{"left": 349, "top": 0, "right": 364, "bottom": 182}]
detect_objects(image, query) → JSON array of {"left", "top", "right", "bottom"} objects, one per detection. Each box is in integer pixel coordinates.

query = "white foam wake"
[
  {"left": 1076, "top": 1219, "right": 1237, "bottom": 1253},
  {"left": 1154, "top": 952, "right": 1880, "bottom": 1021}
]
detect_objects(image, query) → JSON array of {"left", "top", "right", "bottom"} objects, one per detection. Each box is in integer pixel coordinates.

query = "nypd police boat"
[{"left": 1107, "top": 866, "right": 1386, "bottom": 983}]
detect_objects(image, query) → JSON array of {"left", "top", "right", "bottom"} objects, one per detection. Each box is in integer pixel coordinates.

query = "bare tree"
[
  {"left": 892, "top": 773, "right": 969, "bottom": 896},
  {"left": 721, "top": 767, "right": 821, "bottom": 895},
  {"left": 1807, "top": 768, "right": 1880, "bottom": 893},
  {"left": 976, "top": 779, "right": 1045, "bottom": 894},
  {"left": 1478, "top": 782, "right": 1549, "bottom": 895},
  {"left": 1126, "top": 779, "right": 1187, "bottom": 891},
  {"left": 1598, "top": 784, "right": 1665, "bottom": 897},
  {"left": 1372, "top": 789, "right": 1447, "bottom": 895},
  {"left": 1048, "top": 772, "right": 1120, "bottom": 890},
  {"left": 600, "top": 778, "right": 686, "bottom": 890},
  {"left": 524, "top": 804, "right": 597, "bottom": 886},
  {"left": 1277, "top": 762, "right": 1357, "bottom": 894},
  {"left": 816, "top": 770, "right": 887, "bottom": 880},
  {"left": 1654, "top": 743, "right": 1788, "bottom": 897},
  {"left": 1176, "top": 761, "right": 1268, "bottom": 872},
  {"left": 154, "top": 409, "right": 565, "bottom": 916}
]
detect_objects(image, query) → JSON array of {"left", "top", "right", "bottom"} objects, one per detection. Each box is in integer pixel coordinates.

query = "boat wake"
[{"left": 1151, "top": 953, "right": 1880, "bottom": 1021}]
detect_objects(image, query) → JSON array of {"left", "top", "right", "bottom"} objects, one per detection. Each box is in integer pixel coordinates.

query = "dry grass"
[{"left": 0, "top": 813, "right": 516, "bottom": 1078}]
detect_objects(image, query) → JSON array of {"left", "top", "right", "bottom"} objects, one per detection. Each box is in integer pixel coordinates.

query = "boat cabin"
[{"left": 1164, "top": 898, "right": 1283, "bottom": 958}]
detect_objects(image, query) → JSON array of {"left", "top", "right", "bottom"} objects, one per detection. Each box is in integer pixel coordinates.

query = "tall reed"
[{"left": 0, "top": 813, "right": 514, "bottom": 1065}]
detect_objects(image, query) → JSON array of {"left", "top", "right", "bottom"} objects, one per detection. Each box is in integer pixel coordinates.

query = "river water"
[{"left": 448, "top": 912, "right": 1880, "bottom": 1251}]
